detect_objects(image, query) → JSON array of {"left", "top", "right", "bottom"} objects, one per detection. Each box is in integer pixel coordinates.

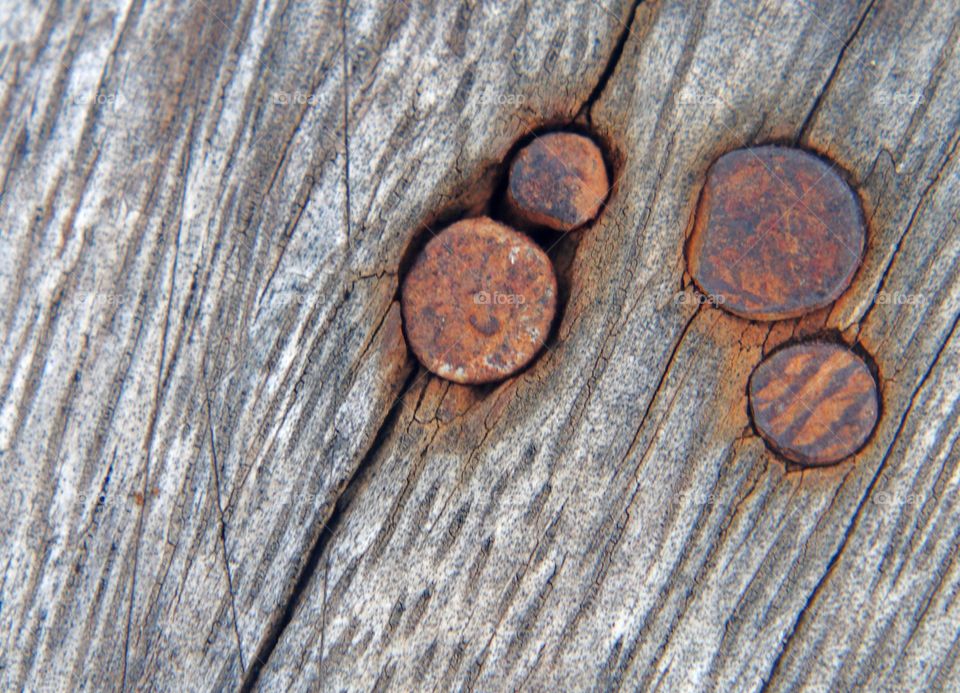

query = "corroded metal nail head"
[
  {"left": 749, "top": 341, "right": 879, "bottom": 466},
  {"left": 688, "top": 146, "right": 865, "bottom": 321},
  {"left": 401, "top": 217, "right": 557, "bottom": 385},
  {"left": 507, "top": 132, "right": 609, "bottom": 232}
]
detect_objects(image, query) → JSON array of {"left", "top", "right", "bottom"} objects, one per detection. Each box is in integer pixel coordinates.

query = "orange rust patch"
[
  {"left": 401, "top": 217, "right": 556, "bottom": 385},
  {"left": 688, "top": 146, "right": 865, "bottom": 321},
  {"left": 749, "top": 341, "right": 879, "bottom": 466},
  {"left": 506, "top": 132, "right": 609, "bottom": 232}
]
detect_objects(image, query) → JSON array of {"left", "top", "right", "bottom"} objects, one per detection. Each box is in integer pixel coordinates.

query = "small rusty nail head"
[
  {"left": 400, "top": 216, "right": 557, "bottom": 385},
  {"left": 748, "top": 341, "right": 879, "bottom": 466},
  {"left": 688, "top": 146, "right": 865, "bottom": 321},
  {"left": 506, "top": 132, "right": 609, "bottom": 233}
]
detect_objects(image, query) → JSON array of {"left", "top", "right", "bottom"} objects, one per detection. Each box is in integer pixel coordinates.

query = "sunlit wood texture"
[{"left": 1, "top": 0, "right": 957, "bottom": 690}]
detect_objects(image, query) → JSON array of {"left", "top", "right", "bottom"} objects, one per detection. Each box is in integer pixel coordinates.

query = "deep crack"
[
  {"left": 578, "top": 0, "right": 645, "bottom": 122},
  {"left": 238, "top": 366, "right": 418, "bottom": 691},
  {"left": 240, "top": 2, "right": 647, "bottom": 686}
]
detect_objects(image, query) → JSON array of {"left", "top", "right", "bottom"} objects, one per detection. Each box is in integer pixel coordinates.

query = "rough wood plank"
[
  {"left": 257, "top": 0, "right": 960, "bottom": 691},
  {"left": 0, "top": 0, "right": 957, "bottom": 691},
  {"left": 0, "top": 0, "right": 637, "bottom": 690}
]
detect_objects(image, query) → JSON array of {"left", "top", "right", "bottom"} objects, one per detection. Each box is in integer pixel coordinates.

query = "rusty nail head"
[
  {"left": 401, "top": 216, "right": 557, "bottom": 385},
  {"left": 687, "top": 146, "right": 865, "bottom": 321},
  {"left": 749, "top": 341, "right": 879, "bottom": 466},
  {"left": 507, "top": 132, "right": 609, "bottom": 232}
]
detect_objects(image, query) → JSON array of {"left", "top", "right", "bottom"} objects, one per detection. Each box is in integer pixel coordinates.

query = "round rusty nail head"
[
  {"left": 688, "top": 146, "right": 865, "bottom": 321},
  {"left": 507, "top": 132, "right": 609, "bottom": 232},
  {"left": 749, "top": 341, "right": 879, "bottom": 466},
  {"left": 401, "top": 217, "right": 557, "bottom": 385}
]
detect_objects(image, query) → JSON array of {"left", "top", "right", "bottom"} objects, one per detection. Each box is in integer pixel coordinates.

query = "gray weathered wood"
[{"left": 1, "top": 0, "right": 958, "bottom": 691}]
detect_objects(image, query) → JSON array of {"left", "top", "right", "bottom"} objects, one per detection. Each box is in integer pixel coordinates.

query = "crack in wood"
[{"left": 238, "top": 365, "right": 419, "bottom": 691}]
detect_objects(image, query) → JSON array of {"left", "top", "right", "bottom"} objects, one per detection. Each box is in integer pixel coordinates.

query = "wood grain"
[{"left": 0, "top": 0, "right": 957, "bottom": 691}]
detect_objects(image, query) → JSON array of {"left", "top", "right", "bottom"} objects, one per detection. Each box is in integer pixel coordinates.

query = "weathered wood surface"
[{"left": 1, "top": 0, "right": 958, "bottom": 690}]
